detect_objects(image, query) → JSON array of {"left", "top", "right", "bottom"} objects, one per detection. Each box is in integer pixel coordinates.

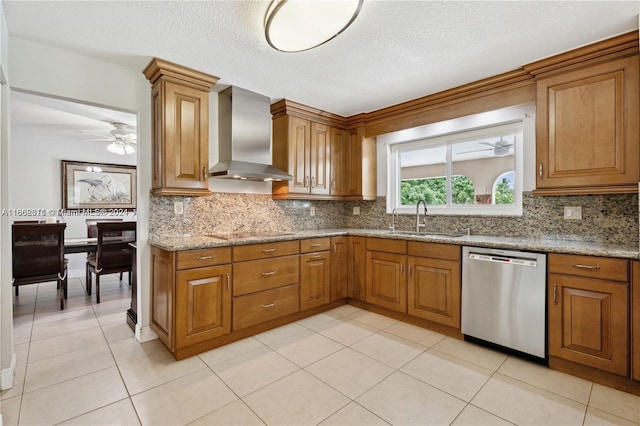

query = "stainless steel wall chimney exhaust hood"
[{"left": 209, "top": 86, "right": 292, "bottom": 181}]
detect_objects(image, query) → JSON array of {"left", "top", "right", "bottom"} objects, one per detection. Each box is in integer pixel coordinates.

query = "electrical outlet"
[
  {"left": 353, "top": 206, "right": 360, "bottom": 215},
  {"left": 174, "top": 201, "right": 184, "bottom": 215},
  {"left": 563, "top": 206, "right": 582, "bottom": 220},
  {"left": 310, "top": 206, "right": 316, "bottom": 216}
]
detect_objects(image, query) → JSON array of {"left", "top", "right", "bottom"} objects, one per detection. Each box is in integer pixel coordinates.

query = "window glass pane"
[
  {"left": 400, "top": 145, "right": 446, "bottom": 206},
  {"left": 451, "top": 134, "right": 515, "bottom": 205}
]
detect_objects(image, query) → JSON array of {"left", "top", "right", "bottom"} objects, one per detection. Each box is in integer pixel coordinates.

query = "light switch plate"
[
  {"left": 353, "top": 206, "right": 360, "bottom": 215},
  {"left": 563, "top": 206, "right": 582, "bottom": 220},
  {"left": 174, "top": 201, "right": 184, "bottom": 215}
]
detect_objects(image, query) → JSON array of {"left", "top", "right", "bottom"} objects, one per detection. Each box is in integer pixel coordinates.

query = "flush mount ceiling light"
[{"left": 265, "top": 0, "right": 363, "bottom": 52}]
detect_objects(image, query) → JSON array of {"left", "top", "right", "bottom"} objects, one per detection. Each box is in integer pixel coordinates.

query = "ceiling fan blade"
[
  {"left": 457, "top": 147, "right": 494, "bottom": 155},
  {"left": 478, "top": 141, "right": 496, "bottom": 147}
]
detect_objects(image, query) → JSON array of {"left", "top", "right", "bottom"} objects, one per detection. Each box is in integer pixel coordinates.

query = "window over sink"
[{"left": 382, "top": 104, "right": 534, "bottom": 216}]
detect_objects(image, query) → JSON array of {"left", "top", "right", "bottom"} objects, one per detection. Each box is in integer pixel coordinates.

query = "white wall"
[
  {"left": 2, "top": 37, "right": 155, "bottom": 385},
  {"left": 10, "top": 126, "right": 136, "bottom": 276},
  {"left": 0, "top": 2, "right": 13, "bottom": 390}
]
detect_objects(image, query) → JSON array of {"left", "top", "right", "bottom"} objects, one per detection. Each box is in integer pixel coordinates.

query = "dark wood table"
[{"left": 64, "top": 237, "right": 97, "bottom": 254}]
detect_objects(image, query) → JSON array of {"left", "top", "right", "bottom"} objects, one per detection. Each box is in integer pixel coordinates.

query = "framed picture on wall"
[{"left": 62, "top": 160, "right": 137, "bottom": 210}]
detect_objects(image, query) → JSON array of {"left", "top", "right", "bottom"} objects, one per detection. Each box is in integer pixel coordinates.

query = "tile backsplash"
[{"left": 149, "top": 192, "right": 639, "bottom": 245}]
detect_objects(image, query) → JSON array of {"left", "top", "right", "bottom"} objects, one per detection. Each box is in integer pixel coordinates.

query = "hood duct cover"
[{"left": 209, "top": 86, "right": 292, "bottom": 181}]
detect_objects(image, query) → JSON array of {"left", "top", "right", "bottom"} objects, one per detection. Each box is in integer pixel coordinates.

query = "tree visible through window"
[
  {"left": 401, "top": 176, "right": 475, "bottom": 205},
  {"left": 493, "top": 171, "right": 514, "bottom": 204}
]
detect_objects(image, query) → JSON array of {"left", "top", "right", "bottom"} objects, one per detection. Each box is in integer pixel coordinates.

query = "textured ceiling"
[{"left": 4, "top": 0, "right": 639, "bottom": 117}]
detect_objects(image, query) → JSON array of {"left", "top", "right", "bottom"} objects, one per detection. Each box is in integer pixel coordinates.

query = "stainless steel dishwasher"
[{"left": 461, "top": 246, "right": 547, "bottom": 360}]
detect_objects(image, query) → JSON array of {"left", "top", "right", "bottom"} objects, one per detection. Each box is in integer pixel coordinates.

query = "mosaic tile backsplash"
[{"left": 149, "top": 192, "right": 638, "bottom": 245}]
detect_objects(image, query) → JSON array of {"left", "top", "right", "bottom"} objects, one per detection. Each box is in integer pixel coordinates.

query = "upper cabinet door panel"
[
  {"left": 536, "top": 56, "right": 639, "bottom": 193},
  {"left": 166, "top": 82, "right": 208, "bottom": 187},
  {"left": 310, "top": 122, "right": 331, "bottom": 195},
  {"left": 288, "top": 117, "right": 311, "bottom": 194}
]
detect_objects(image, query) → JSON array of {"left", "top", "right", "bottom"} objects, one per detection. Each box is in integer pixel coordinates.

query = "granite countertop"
[{"left": 148, "top": 228, "right": 640, "bottom": 259}]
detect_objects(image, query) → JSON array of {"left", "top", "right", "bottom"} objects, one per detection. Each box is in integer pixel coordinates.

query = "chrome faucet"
[
  {"left": 389, "top": 208, "right": 398, "bottom": 232},
  {"left": 416, "top": 199, "right": 428, "bottom": 232}
]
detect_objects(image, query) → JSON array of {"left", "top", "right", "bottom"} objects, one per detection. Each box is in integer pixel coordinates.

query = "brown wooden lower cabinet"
[
  {"left": 176, "top": 264, "right": 231, "bottom": 348},
  {"left": 348, "top": 236, "right": 366, "bottom": 300},
  {"left": 548, "top": 254, "right": 629, "bottom": 377},
  {"left": 365, "top": 250, "right": 407, "bottom": 313},
  {"left": 330, "top": 236, "right": 348, "bottom": 301},
  {"left": 150, "top": 246, "right": 233, "bottom": 354},
  {"left": 408, "top": 256, "right": 460, "bottom": 328},
  {"left": 233, "top": 284, "right": 299, "bottom": 330},
  {"left": 300, "top": 250, "right": 331, "bottom": 310},
  {"left": 632, "top": 261, "right": 640, "bottom": 382}
]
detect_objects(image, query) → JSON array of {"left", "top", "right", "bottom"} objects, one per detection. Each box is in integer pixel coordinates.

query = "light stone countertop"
[{"left": 148, "top": 228, "right": 640, "bottom": 259}]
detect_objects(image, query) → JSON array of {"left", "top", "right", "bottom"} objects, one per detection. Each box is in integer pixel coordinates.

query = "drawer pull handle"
[
  {"left": 196, "top": 255, "right": 215, "bottom": 260},
  {"left": 310, "top": 255, "right": 323, "bottom": 259},
  {"left": 553, "top": 284, "right": 557, "bottom": 304},
  {"left": 538, "top": 162, "right": 543, "bottom": 178},
  {"left": 262, "top": 248, "right": 277, "bottom": 253},
  {"left": 226, "top": 273, "right": 230, "bottom": 290},
  {"left": 571, "top": 263, "right": 600, "bottom": 270},
  {"left": 262, "top": 271, "right": 277, "bottom": 276},
  {"left": 310, "top": 243, "right": 322, "bottom": 247},
  {"left": 262, "top": 303, "right": 275, "bottom": 308},
  {"left": 333, "top": 243, "right": 336, "bottom": 254}
]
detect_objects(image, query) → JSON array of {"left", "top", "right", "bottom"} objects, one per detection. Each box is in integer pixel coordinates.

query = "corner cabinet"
[
  {"left": 143, "top": 58, "right": 219, "bottom": 196},
  {"left": 271, "top": 100, "right": 376, "bottom": 200},
  {"left": 534, "top": 55, "right": 639, "bottom": 195},
  {"left": 548, "top": 253, "right": 629, "bottom": 376},
  {"left": 151, "top": 246, "right": 232, "bottom": 358}
]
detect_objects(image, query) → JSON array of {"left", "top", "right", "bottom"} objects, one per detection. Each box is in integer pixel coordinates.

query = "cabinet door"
[
  {"left": 366, "top": 251, "right": 407, "bottom": 313},
  {"left": 536, "top": 56, "right": 639, "bottom": 193},
  {"left": 330, "top": 127, "right": 347, "bottom": 196},
  {"left": 632, "top": 261, "right": 640, "bottom": 381},
  {"left": 548, "top": 273, "right": 628, "bottom": 376},
  {"left": 176, "top": 265, "right": 231, "bottom": 348},
  {"left": 348, "top": 236, "right": 366, "bottom": 300},
  {"left": 288, "top": 116, "right": 311, "bottom": 194},
  {"left": 151, "top": 247, "right": 175, "bottom": 350},
  {"left": 310, "top": 122, "right": 331, "bottom": 195},
  {"left": 159, "top": 81, "right": 210, "bottom": 194},
  {"left": 331, "top": 237, "right": 348, "bottom": 301},
  {"left": 300, "top": 251, "right": 331, "bottom": 310},
  {"left": 408, "top": 256, "right": 460, "bottom": 328}
]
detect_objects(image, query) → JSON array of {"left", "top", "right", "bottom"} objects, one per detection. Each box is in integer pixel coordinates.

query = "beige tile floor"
[{"left": 2, "top": 276, "right": 640, "bottom": 425}]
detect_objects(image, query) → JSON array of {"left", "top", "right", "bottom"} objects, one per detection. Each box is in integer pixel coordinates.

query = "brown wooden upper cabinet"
[
  {"left": 144, "top": 58, "right": 219, "bottom": 196},
  {"left": 534, "top": 56, "right": 639, "bottom": 195},
  {"left": 272, "top": 99, "right": 376, "bottom": 200}
]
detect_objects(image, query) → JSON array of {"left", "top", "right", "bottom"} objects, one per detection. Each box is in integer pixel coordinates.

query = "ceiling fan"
[
  {"left": 458, "top": 136, "right": 513, "bottom": 157},
  {"left": 79, "top": 122, "right": 137, "bottom": 155}
]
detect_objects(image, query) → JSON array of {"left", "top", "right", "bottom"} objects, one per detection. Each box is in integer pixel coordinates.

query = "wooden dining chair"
[
  {"left": 84, "top": 218, "right": 124, "bottom": 284},
  {"left": 12, "top": 222, "right": 68, "bottom": 310},
  {"left": 86, "top": 221, "right": 136, "bottom": 303}
]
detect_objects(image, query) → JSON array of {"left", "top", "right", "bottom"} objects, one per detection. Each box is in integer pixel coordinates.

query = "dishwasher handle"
[{"left": 468, "top": 252, "right": 537, "bottom": 267}]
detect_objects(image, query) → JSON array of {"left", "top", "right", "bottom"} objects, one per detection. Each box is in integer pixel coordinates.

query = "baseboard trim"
[
  {"left": 136, "top": 325, "right": 158, "bottom": 343},
  {"left": 0, "top": 353, "right": 16, "bottom": 390}
]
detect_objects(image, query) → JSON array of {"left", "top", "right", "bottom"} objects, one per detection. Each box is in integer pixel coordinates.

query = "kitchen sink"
[
  {"left": 387, "top": 230, "right": 466, "bottom": 238},
  {"left": 204, "top": 231, "right": 296, "bottom": 240}
]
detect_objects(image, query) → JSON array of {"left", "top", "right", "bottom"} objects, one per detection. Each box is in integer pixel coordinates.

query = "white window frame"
[{"left": 382, "top": 104, "right": 534, "bottom": 216}]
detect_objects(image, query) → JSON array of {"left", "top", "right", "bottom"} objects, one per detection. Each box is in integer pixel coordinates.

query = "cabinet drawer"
[
  {"left": 300, "top": 237, "right": 330, "bottom": 253},
  {"left": 233, "top": 255, "right": 299, "bottom": 296},
  {"left": 176, "top": 247, "right": 232, "bottom": 270},
  {"left": 233, "top": 284, "right": 299, "bottom": 330},
  {"left": 366, "top": 237, "right": 407, "bottom": 254},
  {"left": 549, "top": 254, "right": 628, "bottom": 282},
  {"left": 233, "top": 240, "right": 299, "bottom": 262},
  {"left": 408, "top": 241, "right": 460, "bottom": 261}
]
